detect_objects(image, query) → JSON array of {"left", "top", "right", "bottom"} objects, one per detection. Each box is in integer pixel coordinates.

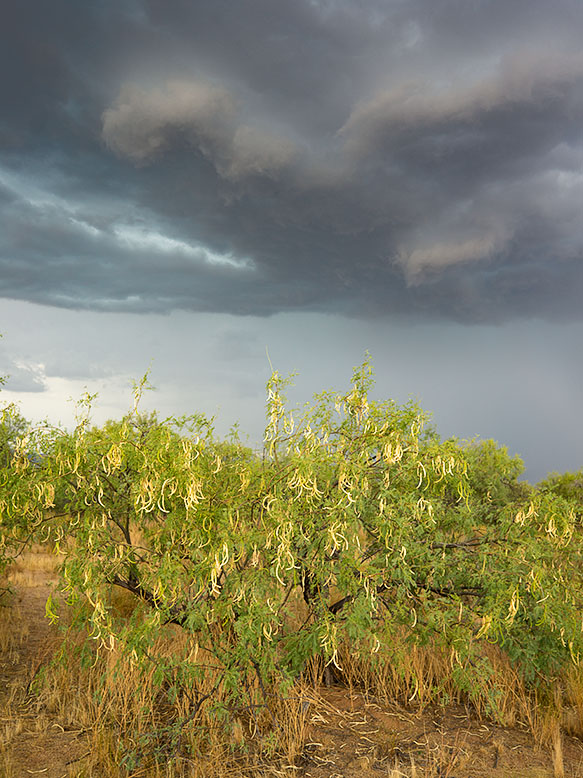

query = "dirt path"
[{"left": 0, "top": 556, "right": 88, "bottom": 778}]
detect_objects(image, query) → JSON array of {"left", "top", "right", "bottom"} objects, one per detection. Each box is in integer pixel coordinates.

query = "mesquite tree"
[{"left": 2, "top": 360, "right": 583, "bottom": 726}]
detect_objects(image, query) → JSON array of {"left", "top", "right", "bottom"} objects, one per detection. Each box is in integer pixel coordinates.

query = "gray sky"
[{"left": 1, "top": 0, "right": 582, "bottom": 482}]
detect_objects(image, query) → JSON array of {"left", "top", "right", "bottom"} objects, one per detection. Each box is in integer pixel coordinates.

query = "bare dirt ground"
[
  {"left": 0, "top": 562, "right": 89, "bottom": 778},
  {"left": 2, "top": 553, "right": 583, "bottom": 778},
  {"left": 297, "top": 688, "right": 583, "bottom": 777}
]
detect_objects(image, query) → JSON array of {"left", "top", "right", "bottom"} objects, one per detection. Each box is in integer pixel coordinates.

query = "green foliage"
[
  {"left": 2, "top": 357, "right": 583, "bottom": 760},
  {"left": 0, "top": 405, "right": 36, "bottom": 584},
  {"left": 538, "top": 469, "right": 583, "bottom": 521},
  {"left": 0, "top": 405, "right": 28, "bottom": 468},
  {"left": 460, "top": 438, "right": 532, "bottom": 523}
]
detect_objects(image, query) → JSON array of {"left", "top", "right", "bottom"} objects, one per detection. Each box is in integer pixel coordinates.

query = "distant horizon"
[
  {"left": 2, "top": 303, "right": 580, "bottom": 486},
  {"left": 3, "top": 368, "right": 569, "bottom": 486}
]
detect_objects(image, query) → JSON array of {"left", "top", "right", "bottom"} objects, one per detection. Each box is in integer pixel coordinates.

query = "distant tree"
[
  {"left": 0, "top": 406, "right": 28, "bottom": 467},
  {"left": 538, "top": 469, "right": 583, "bottom": 521},
  {"left": 0, "top": 389, "right": 30, "bottom": 588},
  {"left": 460, "top": 438, "right": 533, "bottom": 524}
]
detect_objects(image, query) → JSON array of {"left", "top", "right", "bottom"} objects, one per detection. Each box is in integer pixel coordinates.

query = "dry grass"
[
  {"left": 0, "top": 597, "right": 26, "bottom": 778},
  {"left": 0, "top": 593, "right": 26, "bottom": 657},
  {"left": 334, "top": 634, "right": 542, "bottom": 728},
  {"left": 2, "top": 543, "right": 60, "bottom": 592},
  {"left": 4, "top": 544, "right": 583, "bottom": 776},
  {"left": 30, "top": 609, "right": 314, "bottom": 777}
]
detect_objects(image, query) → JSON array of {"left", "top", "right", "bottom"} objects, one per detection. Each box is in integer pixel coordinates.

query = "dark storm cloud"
[{"left": 1, "top": 0, "right": 583, "bottom": 322}]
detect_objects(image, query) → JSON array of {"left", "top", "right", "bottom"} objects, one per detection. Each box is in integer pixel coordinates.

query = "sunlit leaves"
[{"left": 1, "top": 356, "right": 583, "bottom": 726}]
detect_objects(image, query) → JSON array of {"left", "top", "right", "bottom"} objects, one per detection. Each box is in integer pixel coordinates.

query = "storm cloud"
[{"left": 0, "top": 0, "right": 581, "bottom": 323}]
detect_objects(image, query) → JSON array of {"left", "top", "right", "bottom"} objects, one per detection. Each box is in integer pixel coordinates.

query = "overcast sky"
[{"left": 1, "top": 0, "right": 582, "bottom": 482}]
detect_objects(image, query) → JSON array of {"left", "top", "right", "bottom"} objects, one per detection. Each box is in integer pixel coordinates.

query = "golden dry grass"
[
  {"left": 3, "top": 543, "right": 583, "bottom": 776},
  {"left": 29, "top": 604, "right": 314, "bottom": 777}
]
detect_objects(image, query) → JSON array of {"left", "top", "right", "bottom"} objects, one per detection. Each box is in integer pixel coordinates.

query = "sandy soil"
[
  {"left": 298, "top": 687, "right": 583, "bottom": 777},
  {"left": 0, "top": 561, "right": 88, "bottom": 778}
]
